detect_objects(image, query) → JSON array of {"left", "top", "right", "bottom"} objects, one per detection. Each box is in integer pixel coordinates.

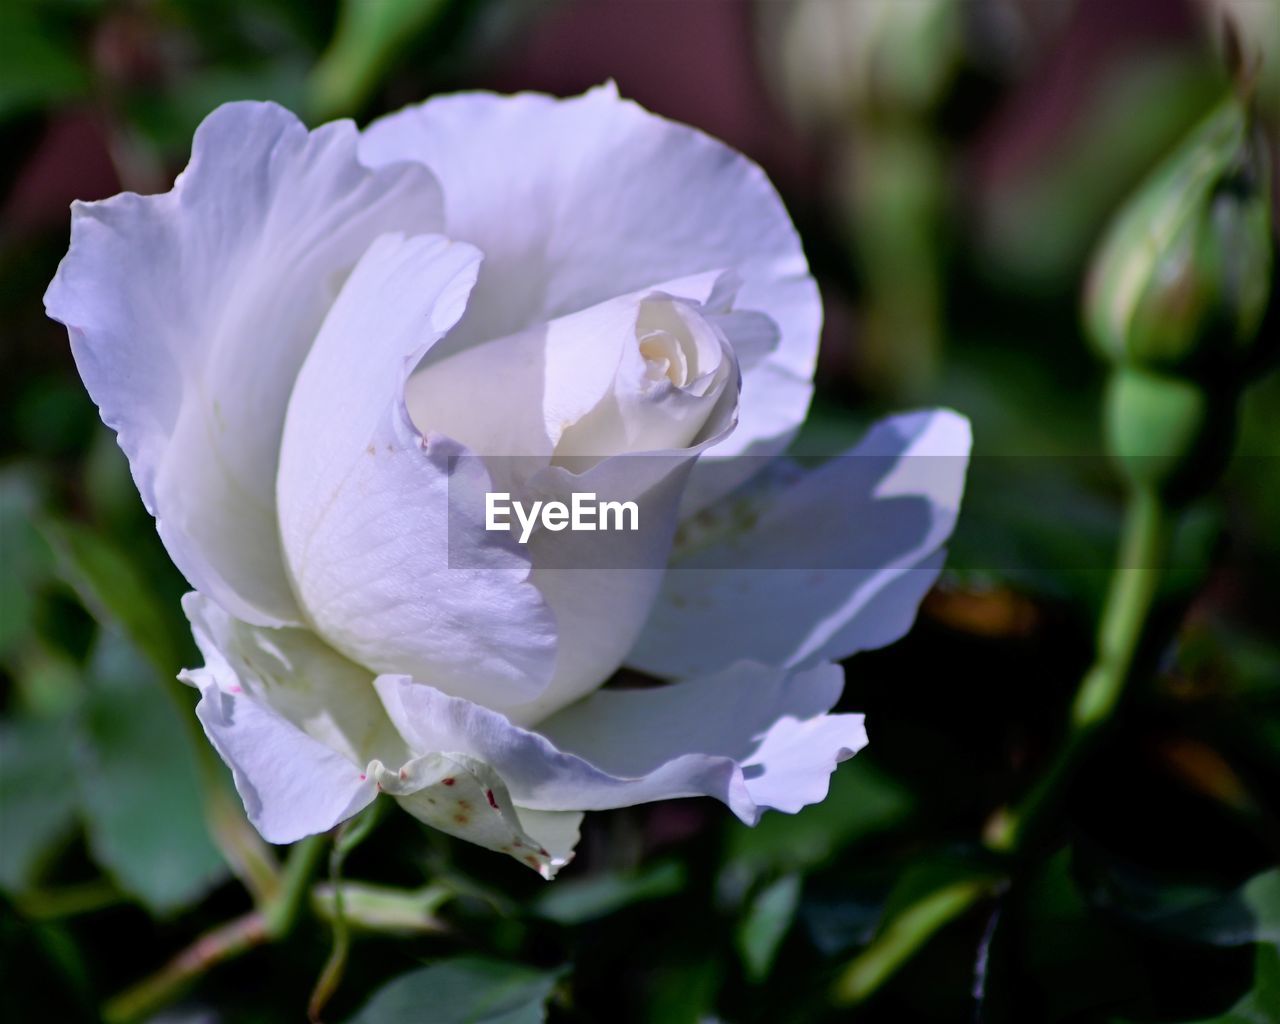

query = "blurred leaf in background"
[
  {"left": 308, "top": 0, "right": 454, "bottom": 120},
  {"left": 0, "top": 1, "right": 91, "bottom": 122},
  {"left": 0, "top": 710, "right": 78, "bottom": 894},
  {"left": 74, "top": 631, "right": 226, "bottom": 915},
  {"left": 344, "top": 957, "right": 565, "bottom": 1024}
]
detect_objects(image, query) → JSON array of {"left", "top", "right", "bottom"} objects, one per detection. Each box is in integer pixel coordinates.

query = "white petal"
[
  {"left": 44, "top": 102, "right": 442, "bottom": 627},
  {"left": 374, "top": 662, "right": 864, "bottom": 826},
  {"left": 406, "top": 270, "right": 731, "bottom": 467},
  {"left": 627, "top": 409, "right": 972, "bottom": 677},
  {"left": 508, "top": 460, "right": 692, "bottom": 726},
  {"left": 276, "top": 232, "right": 557, "bottom": 709},
  {"left": 504, "top": 383, "right": 737, "bottom": 725},
  {"left": 194, "top": 687, "right": 375, "bottom": 845},
  {"left": 512, "top": 808, "right": 583, "bottom": 869},
  {"left": 360, "top": 84, "right": 820, "bottom": 510},
  {"left": 415, "top": 273, "right": 745, "bottom": 726},
  {"left": 181, "top": 593, "right": 399, "bottom": 844},
  {"left": 370, "top": 754, "right": 578, "bottom": 879}
]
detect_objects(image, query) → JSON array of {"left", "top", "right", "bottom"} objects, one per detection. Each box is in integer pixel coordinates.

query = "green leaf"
[
  {"left": 345, "top": 957, "right": 564, "bottom": 1024},
  {"left": 531, "top": 859, "right": 685, "bottom": 925},
  {"left": 736, "top": 873, "right": 802, "bottom": 983},
  {"left": 0, "top": 471, "right": 53, "bottom": 662},
  {"left": 1178, "top": 943, "right": 1280, "bottom": 1024},
  {"left": 73, "top": 632, "right": 226, "bottom": 914},
  {"left": 724, "top": 759, "right": 914, "bottom": 879},
  {"left": 1016, "top": 851, "right": 1161, "bottom": 1022},
  {"left": 307, "top": 0, "right": 453, "bottom": 120},
  {"left": 40, "top": 518, "right": 184, "bottom": 674},
  {"left": 8, "top": 646, "right": 81, "bottom": 719},
  {"left": 0, "top": 713, "right": 79, "bottom": 893},
  {"left": 1083, "top": 863, "right": 1280, "bottom": 948},
  {"left": 642, "top": 955, "right": 721, "bottom": 1024},
  {"left": 0, "top": 3, "right": 90, "bottom": 121}
]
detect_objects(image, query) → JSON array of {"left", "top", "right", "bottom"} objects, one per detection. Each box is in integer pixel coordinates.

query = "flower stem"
[
  {"left": 263, "top": 834, "right": 328, "bottom": 939},
  {"left": 103, "top": 912, "right": 269, "bottom": 1024},
  {"left": 986, "top": 485, "right": 1169, "bottom": 854},
  {"left": 307, "top": 804, "right": 385, "bottom": 1022},
  {"left": 832, "top": 485, "right": 1172, "bottom": 1007},
  {"left": 104, "top": 835, "right": 327, "bottom": 1023}
]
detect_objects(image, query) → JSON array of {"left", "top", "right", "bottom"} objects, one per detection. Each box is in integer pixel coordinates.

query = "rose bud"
[{"left": 1084, "top": 94, "right": 1273, "bottom": 373}]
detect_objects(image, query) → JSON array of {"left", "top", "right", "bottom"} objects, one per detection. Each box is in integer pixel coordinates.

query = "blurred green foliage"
[
  {"left": 2, "top": 1, "right": 1279, "bottom": 1023},
  {"left": 348, "top": 957, "right": 565, "bottom": 1024}
]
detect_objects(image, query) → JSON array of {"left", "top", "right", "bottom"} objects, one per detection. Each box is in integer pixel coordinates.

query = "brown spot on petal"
[
  {"left": 456, "top": 800, "right": 471, "bottom": 812},
  {"left": 365, "top": 444, "right": 376, "bottom": 456},
  {"left": 524, "top": 855, "right": 542, "bottom": 869},
  {"left": 453, "top": 813, "right": 469, "bottom": 826},
  {"left": 441, "top": 777, "right": 455, "bottom": 787},
  {"left": 399, "top": 769, "right": 407, "bottom": 781}
]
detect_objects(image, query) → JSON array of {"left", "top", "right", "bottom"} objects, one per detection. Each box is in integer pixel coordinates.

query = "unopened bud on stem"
[{"left": 1085, "top": 95, "right": 1272, "bottom": 373}]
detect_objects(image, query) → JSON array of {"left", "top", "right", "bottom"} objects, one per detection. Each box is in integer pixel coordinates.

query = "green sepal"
[{"left": 1103, "top": 368, "right": 1234, "bottom": 500}]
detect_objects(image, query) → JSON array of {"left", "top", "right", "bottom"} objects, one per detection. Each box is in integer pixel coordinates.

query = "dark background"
[{"left": 1, "top": 2, "right": 1278, "bottom": 1022}]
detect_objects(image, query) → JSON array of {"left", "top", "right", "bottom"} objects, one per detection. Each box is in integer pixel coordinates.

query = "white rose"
[{"left": 45, "top": 85, "right": 970, "bottom": 878}]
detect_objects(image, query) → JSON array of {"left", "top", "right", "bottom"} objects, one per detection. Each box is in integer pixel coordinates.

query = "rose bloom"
[{"left": 45, "top": 86, "right": 969, "bottom": 877}]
